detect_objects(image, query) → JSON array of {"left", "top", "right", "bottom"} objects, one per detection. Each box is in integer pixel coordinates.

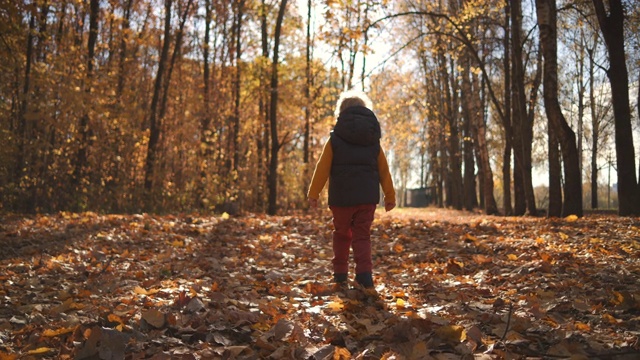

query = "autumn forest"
[
  {"left": 1, "top": 0, "right": 638, "bottom": 216},
  {"left": 2, "top": 1, "right": 640, "bottom": 359}
]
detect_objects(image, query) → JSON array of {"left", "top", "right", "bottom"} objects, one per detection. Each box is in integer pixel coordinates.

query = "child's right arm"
[{"left": 307, "top": 139, "right": 333, "bottom": 205}]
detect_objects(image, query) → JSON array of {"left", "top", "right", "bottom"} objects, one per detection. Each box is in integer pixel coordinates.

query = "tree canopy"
[{"left": 1, "top": 0, "right": 639, "bottom": 216}]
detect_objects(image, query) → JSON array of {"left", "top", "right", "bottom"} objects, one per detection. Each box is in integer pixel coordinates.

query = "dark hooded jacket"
[{"left": 329, "top": 106, "right": 381, "bottom": 207}]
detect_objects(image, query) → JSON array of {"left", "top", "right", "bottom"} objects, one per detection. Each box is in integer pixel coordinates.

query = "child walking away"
[{"left": 307, "top": 90, "right": 396, "bottom": 289}]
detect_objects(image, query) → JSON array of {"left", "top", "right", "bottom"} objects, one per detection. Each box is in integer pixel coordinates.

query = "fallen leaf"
[
  {"left": 327, "top": 300, "right": 344, "bottom": 312},
  {"left": 133, "top": 286, "right": 158, "bottom": 295},
  {"left": 574, "top": 322, "right": 591, "bottom": 332},
  {"left": 396, "top": 298, "right": 406, "bottom": 309},
  {"left": 333, "top": 346, "right": 351, "bottom": 360},
  {"left": 42, "top": 327, "right": 75, "bottom": 337},
  {"left": 141, "top": 309, "right": 166, "bottom": 328},
  {"left": 25, "top": 347, "right": 55, "bottom": 355},
  {"left": 274, "top": 318, "right": 295, "bottom": 341},
  {"left": 0, "top": 352, "right": 17, "bottom": 360},
  {"left": 435, "top": 325, "right": 466, "bottom": 345},
  {"left": 565, "top": 215, "right": 578, "bottom": 222}
]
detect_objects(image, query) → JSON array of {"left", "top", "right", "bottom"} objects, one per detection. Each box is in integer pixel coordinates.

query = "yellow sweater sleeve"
[
  {"left": 378, "top": 147, "right": 396, "bottom": 204},
  {"left": 307, "top": 139, "right": 333, "bottom": 200}
]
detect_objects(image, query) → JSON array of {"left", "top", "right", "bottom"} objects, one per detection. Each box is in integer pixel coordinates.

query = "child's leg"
[
  {"left": 330, "top": 206, "right": 355, "bottom": 280},
  {"left": 351, "top": 204, "right": 376, "bottom": 287}
]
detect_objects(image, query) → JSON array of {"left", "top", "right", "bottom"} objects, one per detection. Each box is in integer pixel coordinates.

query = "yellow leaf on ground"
[
  {"left": 327, "top": 301, "right": 344, "bottom": 312},
  {"left": 565, "top": 214, "right": 578, "bottom": 222},
  {"left": 26, "top": 348, "right": 55, "bottom": 355},
  {"left": 435, "top": 325, "right": 466, "bottom": 344},
  {"left": 133, "top": 286, "right": 158, "bottom": 295},
  {"left": 333, "top": 346, "right": 351, "bottom": 360},
  {"left": 108, "top": 313, "right": 124, "bottom": 325},
  {"left": 574, "top": 322, "right": 591, "bottom": 332},
  {"left": 42, "top": 327, "right": 75, "bottom": 337}
]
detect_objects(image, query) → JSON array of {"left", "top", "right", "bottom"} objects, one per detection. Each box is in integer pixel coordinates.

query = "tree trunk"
[
  {"left": 461, "top": 53, "right": 477, "bottom": 211},
  {"left": 463, "top": 106, "right": 477, "bottom": 212},
  {"left": 159, "top": 0, "right": 192, "bottom": 122},
  {"left": 256, "top": 0, "right": 270, "bottom": 211},
  {"left": 303, "top": 0, "right": 312, "bottom": 165},
  {"left": 473, "top": 72, "right": 498, "bottom": 215},
  {"left": 548, "top": 122, "right": 562, "bottom": 217},
  {"left": 448, "top": 108, "right": 464, "bottom": 210},
  {"left": 73, "top": 0, "right": 99, "bottom": 209},
  {"left": 475, "top": 69, "right": 486, "bottom": 210},
  {"left": 438, "top": 46, "right": 463, "bottom": 210},
  {"left": 117, "top": 0, "right": 134, "bottom": 96},
  {"left": 577, "top": 32, "right": 585, "bottom": 178},
  {"left": 537, "top": 0, "right": 583, "bottom": 217},
  {"left": 267, "top": 0, "right": 288, "bottom": 215},
  {"left": 144, "top": 0, "right": 172, "bottom": 198},
  {"left": 511, "top": 0, "right": 525, "bottom": 216},
  {"left": 198, "top": 0, "right": 213, "bottom": 208},
  {"left": 360, "top": 1, "right": 370, "bottom": 91},
  {"left": 303, "top": 0, "right": 314, "bottom": 206},
  {"left": 513, "top": 159, "right": 524, "bottom": 214},
  {"left": 588, "top": 45, "right": 598, "bottom": 209},
  {"left": 35, "top": 1, "right": 49, "bottom": 63},
  {"left": 143, "top": 0, "right": 191, "bottom": 207},
  {"left": 511, "top": 0, "right": 536, "bottom": 215},
  {"left": 501, "top": 0, "right": 513, "bottom": 215},
  {"left": 591, "top": 0, "right": 639, "bottom": 216},
  {"left": 435, "top": 53, "right": 451, "bottom": 209},
  {"left": 232, "top": 0, "right": 245, "bottom": 176},
  {"left": 438, "top": 140, "right": 446, "bottom": 207},
  {"left": 15, "top": 12, "right": 37, "bottom": 212}
]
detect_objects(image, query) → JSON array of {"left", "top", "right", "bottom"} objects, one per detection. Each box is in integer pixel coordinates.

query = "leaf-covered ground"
[{"left": 1, "top": 209, "right": 639, "bottom": 360}]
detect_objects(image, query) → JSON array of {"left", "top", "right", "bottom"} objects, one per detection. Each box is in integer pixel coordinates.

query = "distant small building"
[{"left": 404, "top": 187, "right": 435, "bottom": 207}]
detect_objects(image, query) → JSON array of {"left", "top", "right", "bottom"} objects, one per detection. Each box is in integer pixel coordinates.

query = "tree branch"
[{"left": 366, "top": 10, "right": 507, "bottom": 125}]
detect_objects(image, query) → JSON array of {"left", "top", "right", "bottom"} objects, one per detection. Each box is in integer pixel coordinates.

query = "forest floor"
[{"left": 1, "top": 208, "right": 639, "bottom": 359}]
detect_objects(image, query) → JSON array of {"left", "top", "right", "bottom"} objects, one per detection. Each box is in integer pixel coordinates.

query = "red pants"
[{"left": 330, "top": 204, "right": 377, "bottom": 275}]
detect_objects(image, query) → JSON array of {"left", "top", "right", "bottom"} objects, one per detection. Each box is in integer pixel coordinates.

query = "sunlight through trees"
[{"left": 1, "top": 0, "right": 638, "bottom": 215}]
